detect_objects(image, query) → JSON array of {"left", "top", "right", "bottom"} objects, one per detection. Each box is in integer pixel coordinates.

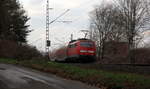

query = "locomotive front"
[{"left": 67, "top": 39, "right": 96, "bottom": 62}]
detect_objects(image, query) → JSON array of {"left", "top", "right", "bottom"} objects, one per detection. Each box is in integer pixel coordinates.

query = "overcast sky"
[
  {"left": 19, "top": 0, "right": 150, "bottom": 51},
  {"left": 19, "top": 0, "right": 101, "bottom": 51}
]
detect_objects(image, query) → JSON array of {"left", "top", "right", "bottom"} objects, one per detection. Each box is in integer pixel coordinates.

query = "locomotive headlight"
[
  {"left": 88, "top": 51, "right": 94, "bottom": 53},
  {"left": 80, "top": 50, "right": 87, "bottom": 53}
]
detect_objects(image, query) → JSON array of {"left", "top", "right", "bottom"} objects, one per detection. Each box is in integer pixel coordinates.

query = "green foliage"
[
  {"left": 0, "top": 58, "right": 18, "bottom": 64},
  {"left": 0, "top": 0, "right": 30, "bottom": 43}
]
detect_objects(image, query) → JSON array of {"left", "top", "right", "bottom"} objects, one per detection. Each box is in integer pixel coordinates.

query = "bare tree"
[
  {"left": 89, "top": 2, "right": 126, "bottom": 61},
  {"left": 114, "top": 0, "right": 150, "bottom": 64}
]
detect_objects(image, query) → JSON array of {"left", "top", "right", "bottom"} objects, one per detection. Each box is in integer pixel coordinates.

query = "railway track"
[{"left": 62, "top": 62, "right": 150, "bottom": 75}]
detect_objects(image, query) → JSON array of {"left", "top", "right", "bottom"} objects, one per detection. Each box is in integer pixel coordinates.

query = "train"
[{"left": 53, "top": 38, "right": 96, "bottom": 62}]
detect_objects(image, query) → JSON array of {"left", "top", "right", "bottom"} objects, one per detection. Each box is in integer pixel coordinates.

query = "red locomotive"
[
  {"left": 53, "top": 38, "right": 96, "bottom": 62},
  {"left": 66, "top": 38, "right": 96, "bottom": 62}
]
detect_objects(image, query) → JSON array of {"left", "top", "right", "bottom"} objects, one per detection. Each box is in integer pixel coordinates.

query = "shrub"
[
  {"left": 0, "top": 40, "right": 44, "bottom": 60},
  {"left": 133, "top": 48, "right": 150, "bottom": 64}
]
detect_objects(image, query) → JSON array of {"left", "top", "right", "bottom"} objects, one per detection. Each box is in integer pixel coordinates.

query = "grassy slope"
[{"left": 0, "top": 58, "right": 150, "bottom": 89}]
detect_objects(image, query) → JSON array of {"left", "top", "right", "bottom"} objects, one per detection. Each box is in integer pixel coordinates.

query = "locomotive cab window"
[
  {"left": 80, "top": 42, "right": 93, "bottom": 47},
  {"left": 68, "top": 45, "right": 72, "bottom": 48},
  {"left": 68, "top": 43, "right": 77, "bottom": 48}
]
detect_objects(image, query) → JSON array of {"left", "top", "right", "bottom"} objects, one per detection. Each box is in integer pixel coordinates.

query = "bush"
[
  {"left": 98, "top": 41, "right": 150, "bottom": 64},
  {"left": 16, "top": 45, "right": 44, "bottom": 60},
  {"left": 133, "top": 48, "right": 150, "bottom": 64},
  {"left": 0, "top": 40, "right": 44, "bottom": 60},
  {"left": 0, "top": 40, "right": 18, "bottom": 58}
]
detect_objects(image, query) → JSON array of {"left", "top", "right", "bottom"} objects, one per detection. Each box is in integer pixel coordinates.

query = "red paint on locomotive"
[{"left": 66, "top": 39, "right": 96, "bottom": 62}]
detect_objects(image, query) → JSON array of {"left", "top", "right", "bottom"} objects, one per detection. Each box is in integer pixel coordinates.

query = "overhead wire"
[
  {"left": 48, "top": 0, "right": 99, "bottom": 48},
  {"left": 49, "top": 9, "right": 70, "bottom": 24}
]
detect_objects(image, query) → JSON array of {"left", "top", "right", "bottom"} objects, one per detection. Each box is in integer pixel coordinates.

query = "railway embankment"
[{"left": 0, "top": 58, "right": 150, "bottom": 89}]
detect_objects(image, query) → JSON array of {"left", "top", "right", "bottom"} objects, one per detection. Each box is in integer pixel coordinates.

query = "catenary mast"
[{"left": 46, "top": 0, "right": 50, "bottom": 54}]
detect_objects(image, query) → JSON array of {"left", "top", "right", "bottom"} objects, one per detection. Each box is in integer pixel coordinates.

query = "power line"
[
  {"left": 45, "top": 0, "right": 97, "bottom": 54},
  {"left": 46, "top": 0, "right": 71, "bottom": 55},
  {"left": 49, "top": 9, "right": 70, "bottom": 24}
]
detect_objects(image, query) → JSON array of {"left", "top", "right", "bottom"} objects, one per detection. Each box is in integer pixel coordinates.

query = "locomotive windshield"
[{"left": 80, "top": 42, "right": 93, "bottom": 47}]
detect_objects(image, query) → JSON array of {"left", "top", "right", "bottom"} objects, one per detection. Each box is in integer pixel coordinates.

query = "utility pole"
[
  {"left": 46, "top": 0, "right": 50, "bottom": 58},
  {"left": 45, "top": 0, "right": 71, "bottom": 59}
]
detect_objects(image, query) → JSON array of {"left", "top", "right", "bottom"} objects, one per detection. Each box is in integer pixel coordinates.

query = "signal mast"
[
  {"left": 46, "top": 0, "right": 50, "bottom": 54},
  {"left": 45, "top": 0, "right": 71, "bottom": 59}
]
